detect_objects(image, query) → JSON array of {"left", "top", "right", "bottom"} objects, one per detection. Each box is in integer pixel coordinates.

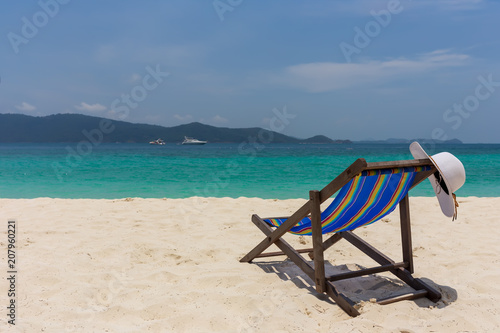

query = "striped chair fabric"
[{"left": 265, "top": 166, "right": 431, "bottom": 235}]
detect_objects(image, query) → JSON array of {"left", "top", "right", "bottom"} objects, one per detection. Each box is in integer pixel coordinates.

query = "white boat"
[
  {"left": 182, "top": 136, "right": 207, "bottom": 145},
  {"left": 149, "top": 138, "right": 165, "bottom": 145}
]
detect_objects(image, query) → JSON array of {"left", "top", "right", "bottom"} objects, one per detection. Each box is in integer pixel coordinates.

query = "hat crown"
[
  {"left": 409, "top": 141, "right": 466, "bottom": 218},
  {"left": 430, "top": 152, "right": 466, "bottom": 193}
]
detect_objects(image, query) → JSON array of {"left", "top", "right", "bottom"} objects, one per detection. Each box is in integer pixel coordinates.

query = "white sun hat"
[{"left": 409, "top": 142, "right": 466, "bottom": 220}]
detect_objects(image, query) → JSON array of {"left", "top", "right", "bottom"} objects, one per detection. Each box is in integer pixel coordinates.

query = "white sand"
[{"left": 0, "top": 196, "right": 499, "bottom": 332}]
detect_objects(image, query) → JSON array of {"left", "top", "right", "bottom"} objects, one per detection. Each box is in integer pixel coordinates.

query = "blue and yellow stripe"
[{"left": 264, "top": 166, "right": 430, "bottom": 235}]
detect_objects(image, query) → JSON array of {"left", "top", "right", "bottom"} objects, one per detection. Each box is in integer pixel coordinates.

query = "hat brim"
[{"left": 409, "top": 142, "right": 456, "bottom": 217}]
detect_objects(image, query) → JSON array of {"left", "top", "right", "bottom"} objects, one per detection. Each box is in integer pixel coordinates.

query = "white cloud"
[
  {"left": 94, "top": 44, "right": 117, "bottom": 63},
  {"left": 303, "top": 0, "right": 484, "bottom": 16},
  {"left": 134, "top": 44, "right": 206, "bottom": 68},
  {"left": 296, "top": 1, "right": 401, "bottom": 17},
  {"left": 276, "top": 50, "right": 470, "bottom": 92},
  {"left": 212, "top": 115, "right": 228, "bottom": 124},
  {"left": 128, "top": 73, "right": 141, "bottom": 83},
  {"left": 174, "top": 114, "right": 193, "bottom": 122},
  {"left": 74, "top": 102, "right": 107, "bottom": 112},
  {"left": 420, "top": 0, "right": 484, "bottom": 11},
  {"left": 15, "top": 102, "right": 36, "bottom": 112}
]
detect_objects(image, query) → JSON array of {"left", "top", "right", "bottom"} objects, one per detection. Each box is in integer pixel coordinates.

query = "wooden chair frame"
[{"left": 240, "top": 158, "right": 442, "bottom": 317}]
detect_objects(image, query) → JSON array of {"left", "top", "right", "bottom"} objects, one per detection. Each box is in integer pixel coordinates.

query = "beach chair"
[{"left": 240, "top": 158, "right": 443, "bottom": 317}]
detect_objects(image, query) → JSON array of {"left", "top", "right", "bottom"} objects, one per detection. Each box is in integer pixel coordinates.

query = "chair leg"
[
  {"left": 310, "top": 190, "right": 326, "bottom": 293},
  {"left": 240, "top": 202, "right": 311, "bottom": 263},
  {"left": 308, "top": 233, "right": 342, "bottom": 260},
  {"left": 246, "top": 213, "right": 360, "bottom": 317},
  {"left": 340, "top": 230, "right": 441, "bottom": 302},
  {"left": 399, "top": 195, "right": 414, "bottom": 273}
]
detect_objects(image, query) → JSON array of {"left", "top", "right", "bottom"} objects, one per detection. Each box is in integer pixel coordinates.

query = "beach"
[{"left": 1, "top": 196, "right": 499, "bottom": 332}]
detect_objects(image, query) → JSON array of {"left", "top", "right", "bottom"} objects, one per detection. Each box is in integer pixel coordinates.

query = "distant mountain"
[
  {"left": 301, "top": 135, "right": 352, "bottom": 144},
  {"left": 0, "top": 113, "right": 463, "bottom": 144},
  {"left": 357, "top": 138, "right": 463, "bottom": 144},
  {"left": 0, "top": 113, "right": 350, "bottom": 144}
]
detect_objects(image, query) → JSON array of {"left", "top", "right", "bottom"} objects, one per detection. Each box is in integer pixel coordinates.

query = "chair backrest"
[{"left": 265, "top": 165, "right": 432, "bottom": 235}]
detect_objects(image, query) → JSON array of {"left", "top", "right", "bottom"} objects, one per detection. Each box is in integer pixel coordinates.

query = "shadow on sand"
[{"left": 255, "top": 259, "right": 457, "bottom": 309}]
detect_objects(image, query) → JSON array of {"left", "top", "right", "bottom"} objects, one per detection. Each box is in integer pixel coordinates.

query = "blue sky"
[{"left": 1, "top": 0, "right": 499, "bottom": 143}]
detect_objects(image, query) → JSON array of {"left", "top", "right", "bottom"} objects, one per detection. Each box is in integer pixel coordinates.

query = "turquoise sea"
[{"left": 0, "top": 143, "right": 498, "bottom": 199}]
